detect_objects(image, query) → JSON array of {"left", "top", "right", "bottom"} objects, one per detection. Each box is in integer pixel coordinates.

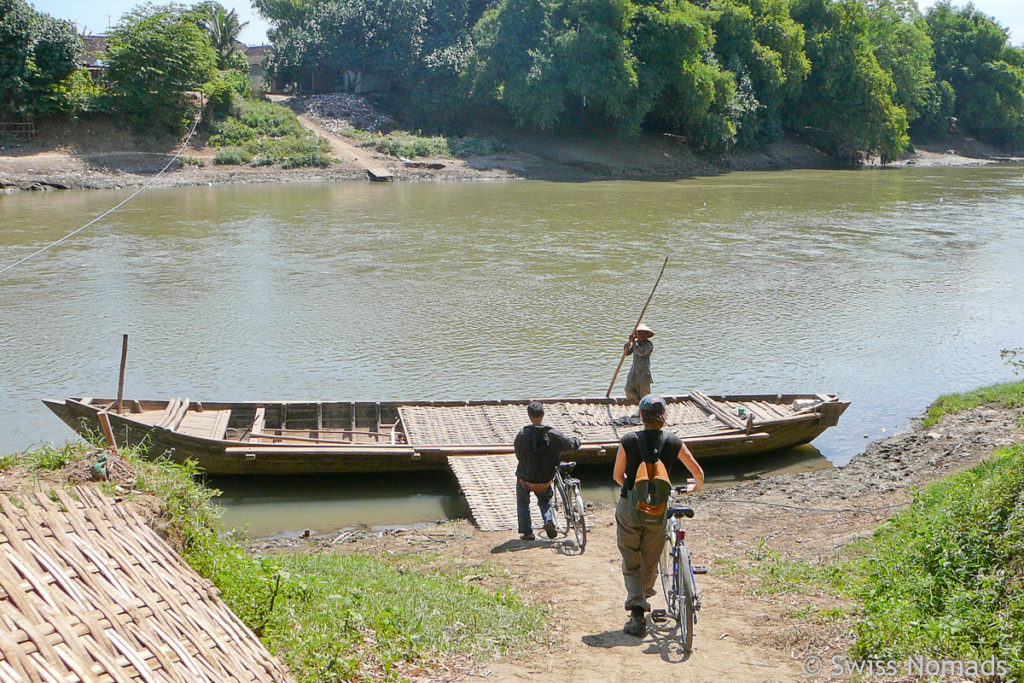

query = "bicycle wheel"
[
  {"left": 677, "top": 546, "right": 696, "bottom": 653},
  {"left": 659, "top": 535, "right": 675, "bottom": 615},
  {"left": 549, "top": 477, "right": 568, "bottom": 534},
  {"left": 569, "top": 485, "right": 587, "bottom": 550}
]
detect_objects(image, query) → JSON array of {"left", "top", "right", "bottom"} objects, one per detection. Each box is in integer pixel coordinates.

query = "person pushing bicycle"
[
  {"left": 514, "top": 401, "right": 581, "bottom": 541},
  {"left": 612, "top": 394, "right": 704, "bottom": 637}
]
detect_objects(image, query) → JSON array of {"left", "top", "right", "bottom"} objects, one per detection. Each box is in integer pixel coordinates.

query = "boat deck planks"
[
  {"left": 0, "top": 486, "right": 294, "bottom": 682},
  {"left": 179, "top": 409, "right": 232, "bottom": 440}
]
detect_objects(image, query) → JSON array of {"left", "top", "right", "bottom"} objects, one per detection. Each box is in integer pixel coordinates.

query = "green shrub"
[
  {"left": 208, "top": 99, "right": 333, "bottom": 168},
  {"left": 214, "top": 146, "right": 253, "bottom": 165},
  {"left": 210, "top": 117, "right": 257, "bottom": 147}
]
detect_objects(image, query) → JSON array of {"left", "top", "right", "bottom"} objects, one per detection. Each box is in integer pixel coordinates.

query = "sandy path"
[{"left": 459, "top": 516, "right": 803, "bottom": 682}]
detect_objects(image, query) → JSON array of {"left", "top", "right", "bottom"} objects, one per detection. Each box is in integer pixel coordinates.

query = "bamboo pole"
[
  {"left": 605, "top": 256, "right": 669, "bottom": 398},
  {"left": 116, "top": 334, "right": 128, "bottom": 414}
]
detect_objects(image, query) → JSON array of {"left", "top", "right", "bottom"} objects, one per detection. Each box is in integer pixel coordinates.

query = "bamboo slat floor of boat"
[
  {"left": 0, "top": 486, "right": 294, "bottom": 682},
  {"left": 447, "top": 455, "right": 545, "bottom": 533},
  {"left": 400, "top": 399, "right": 733, "bottom": 448}
]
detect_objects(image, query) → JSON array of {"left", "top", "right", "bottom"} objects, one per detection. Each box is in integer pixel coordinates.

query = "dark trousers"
[{"left": 516, "top": 479, "right": 553, "bottom": 534}]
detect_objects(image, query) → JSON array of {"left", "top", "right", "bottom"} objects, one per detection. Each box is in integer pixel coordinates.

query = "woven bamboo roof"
[{"left": 0, "top": 486, "right": 294, "bottom": 682}]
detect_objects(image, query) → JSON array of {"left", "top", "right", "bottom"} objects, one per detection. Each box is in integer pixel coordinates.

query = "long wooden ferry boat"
[{"left": 43, "top": 392, "right": 849, "bottom": 475}]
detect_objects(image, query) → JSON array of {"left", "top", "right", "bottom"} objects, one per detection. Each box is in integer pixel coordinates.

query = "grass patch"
[
  {"left": 209, "top": 99, "right": 333, "bottom": 168},
  {"left": 923, "top": 380, "right": 1024, "bottom": 427},
  {"left": 848, "top": 443, "right": 1024, "bottom": 672},
  {"left": 22, "top": 442, "right": 80, "bottom": 470}
]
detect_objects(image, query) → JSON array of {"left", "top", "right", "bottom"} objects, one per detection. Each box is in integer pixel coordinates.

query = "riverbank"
[{"left": 2, "top": 112, "right": 1021, "bottom": 193}]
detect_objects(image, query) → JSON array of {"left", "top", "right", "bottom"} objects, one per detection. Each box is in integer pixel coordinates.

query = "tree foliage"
[
  {"left": 788, "top": 0, "right": 908, "bottom": 161},
  {"left": 706, "top": 0, "right": 810, "bottom": 144},
  {"left": 926, "top": 1, "right": 1024, "bottom": 146},
  {"left": 197, "top": 1, "right": 249, "bottom": 71},
  {"left": 252, "top": 0, "right": 1024, "bottom": 158},
  {"left": 0, "top": 0, "right": 82, "bottom": 118},
  {"left": 104, "top": 4, "right": 217, "bottom": 132}
]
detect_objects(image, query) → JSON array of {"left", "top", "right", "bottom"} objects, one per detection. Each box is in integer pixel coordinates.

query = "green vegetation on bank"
[
  {"left": 924, "top": 380, "right": 1024, "bottom": 427},
  {"left": 850, "top": 443, "right": 1024, "bottom": 669},
  {"left": 348, "top": 130, "right": 508, "bottom": 158},
  {"left": 2, "top": 444, "right": 545, "bottom": 681},
  {"left": 255, "top": 0, "right": 1024, "bottom": 161},
  {"left": 745, "top": 383, "right": 1024, "bottom": 676},
  {"left": 210, "top": 99, "right": 333, "bottom": 167}
]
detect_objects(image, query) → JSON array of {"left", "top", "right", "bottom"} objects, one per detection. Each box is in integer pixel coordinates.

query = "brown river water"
[{"left": 3, "top": 166, "right": 1023, "bottom": 534}]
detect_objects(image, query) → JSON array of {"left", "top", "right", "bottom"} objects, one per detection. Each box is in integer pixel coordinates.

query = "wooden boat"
[{"left": 43, "top": 392, "right": 849, "bottom": 475}]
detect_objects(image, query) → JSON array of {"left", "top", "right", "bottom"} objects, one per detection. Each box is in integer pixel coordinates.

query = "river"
[{"left": 2, "top": 165, "right": 1023, "bottom": 534}]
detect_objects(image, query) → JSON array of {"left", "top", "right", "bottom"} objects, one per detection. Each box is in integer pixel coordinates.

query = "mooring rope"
[{"left": 0, "top": 107, "right": 205, "bottom": 277}]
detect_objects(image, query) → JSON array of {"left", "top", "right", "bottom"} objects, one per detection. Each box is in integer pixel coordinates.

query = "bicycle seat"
[
  {"left": 669, "top": 506, "right": 695, "bottom": 519},
  {"left": 558, "top": 461, "right": 577, "bottom": 473}
]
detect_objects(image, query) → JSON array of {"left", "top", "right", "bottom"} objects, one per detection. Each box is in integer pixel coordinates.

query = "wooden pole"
[
  {"left": 116, "top": 334, "right": 128, "bottom": 415},
  {"left": 605, "top": 256, "right": 669, "bottom": 398},
  {"left": 97, "top": 410, "right": 120, "bottom": 455}
]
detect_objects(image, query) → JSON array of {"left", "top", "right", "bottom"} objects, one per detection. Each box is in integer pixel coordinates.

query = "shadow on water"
[{"left": 208, "top": 445, "right": 830, "bottom": 536}]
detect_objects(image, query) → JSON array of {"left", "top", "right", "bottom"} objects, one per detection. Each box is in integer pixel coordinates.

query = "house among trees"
[{"left": 81, "top": 35, "right": 107, "bottom": 77}]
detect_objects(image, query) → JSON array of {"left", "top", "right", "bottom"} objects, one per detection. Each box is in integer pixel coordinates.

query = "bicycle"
[
  {"left": 549, "top": 461, "right": 587, "bottom": 551},
  {"left": 652, "top": 482, "right": 707, "bottom": 653}
]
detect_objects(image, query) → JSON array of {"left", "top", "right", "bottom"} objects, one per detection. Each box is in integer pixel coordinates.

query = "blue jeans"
[{"left": 516, "top": 479, "right": 554, "bottom": 534}]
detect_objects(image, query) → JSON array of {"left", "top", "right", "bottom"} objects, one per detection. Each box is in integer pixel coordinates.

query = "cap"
[{"left": 639, "top": 394, "right": 667, "bottom": 414}]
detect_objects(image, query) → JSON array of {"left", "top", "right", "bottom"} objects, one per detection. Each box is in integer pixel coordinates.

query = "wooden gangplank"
[
  {"left": 366, "top": 167, "right": 394, "bottom": 182},
  {"left": 447, "top": 454, "right": 545, "bottom": 532}
]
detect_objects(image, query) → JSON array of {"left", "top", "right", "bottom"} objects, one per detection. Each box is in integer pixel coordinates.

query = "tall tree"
[
  {"left": 926, "top": 1, "right": 1024, "bottom": 145},
  {"left": 864, "top": 0, "right": 940, "bottom": 128},
  {"left": 104, "top": 4, "right": 217, "bottom": 131},
  {"left": 198, "top": 2, "right": 250, "bottom": 70},
  {"left": 789, "top": 0, "right": 909, "bottom": 162},
  {"left": 706, "top": 0, "right": 810, "bottom": 144},
  {"left": 0, "top": 0, "right": 82, "bottom": 118}
]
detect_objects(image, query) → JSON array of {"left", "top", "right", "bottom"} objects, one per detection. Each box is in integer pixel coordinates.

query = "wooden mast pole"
[
  {"left": 605, "top": 256, "right": 669, "bottom": 398},
  {"left": 116, "top": 334, "right": 128, "bottom": 414}
]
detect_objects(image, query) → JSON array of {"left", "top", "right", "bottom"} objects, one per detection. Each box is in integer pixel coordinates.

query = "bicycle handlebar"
[{"left": 673, "top": 478, "right": 697, "bottom": 495}]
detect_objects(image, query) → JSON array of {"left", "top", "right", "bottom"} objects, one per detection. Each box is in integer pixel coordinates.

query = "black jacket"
[{"left": 514, "top": 424, "right": 581, "bottom": 483}]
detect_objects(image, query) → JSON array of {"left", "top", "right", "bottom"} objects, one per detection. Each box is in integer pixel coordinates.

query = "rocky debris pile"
[{"left": 288, "top": 94, "right": 398, "bottom": 134}]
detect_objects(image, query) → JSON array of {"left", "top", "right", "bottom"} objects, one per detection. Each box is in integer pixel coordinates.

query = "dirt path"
[
  {"left": 266, "top": 93, "right": 383, "bottom": 173},
  {"left": 255, "top": 404, "right": 1023, "bottom": 682}
]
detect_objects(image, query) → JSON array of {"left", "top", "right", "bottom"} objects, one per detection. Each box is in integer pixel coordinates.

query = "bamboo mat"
[
  {"left": 0, "top": 486, "right": 294, "bottom": 682},
  {"left": 447, "top": 455, "right": 545, "bottom": 532},
  {"left": 401, "top": 399, "right": 731, "bottom": 448}
]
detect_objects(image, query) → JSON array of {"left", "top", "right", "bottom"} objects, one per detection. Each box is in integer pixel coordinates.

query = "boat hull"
[{"left": 43, "top": 393, "right": 849, "bottom": 475}]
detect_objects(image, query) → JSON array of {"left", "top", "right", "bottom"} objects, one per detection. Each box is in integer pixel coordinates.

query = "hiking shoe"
[
  {"left": 623, "top": 607, "right": 647, "bottom": 637},
  {"left": 543, "top": 520, "right": 558, "bottom": 539},
  {"left": 520, "top": 532, "right": 536, "bottom": 541}
]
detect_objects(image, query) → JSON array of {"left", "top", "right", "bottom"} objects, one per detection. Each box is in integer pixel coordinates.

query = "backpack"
[{"left": 627, "top": 431, "right": 672, "bottom": 525}]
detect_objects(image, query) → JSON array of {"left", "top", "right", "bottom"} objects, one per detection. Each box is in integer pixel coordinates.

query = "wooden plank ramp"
[
  {"left": 446, "top": 454, "right": 544, "bottom": 532},
  {"left": 0, "top": 486, "right": 294, "bottom": 682},
  {"left": 366, "top": 167, "right": 393, "bottom": 182}
]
